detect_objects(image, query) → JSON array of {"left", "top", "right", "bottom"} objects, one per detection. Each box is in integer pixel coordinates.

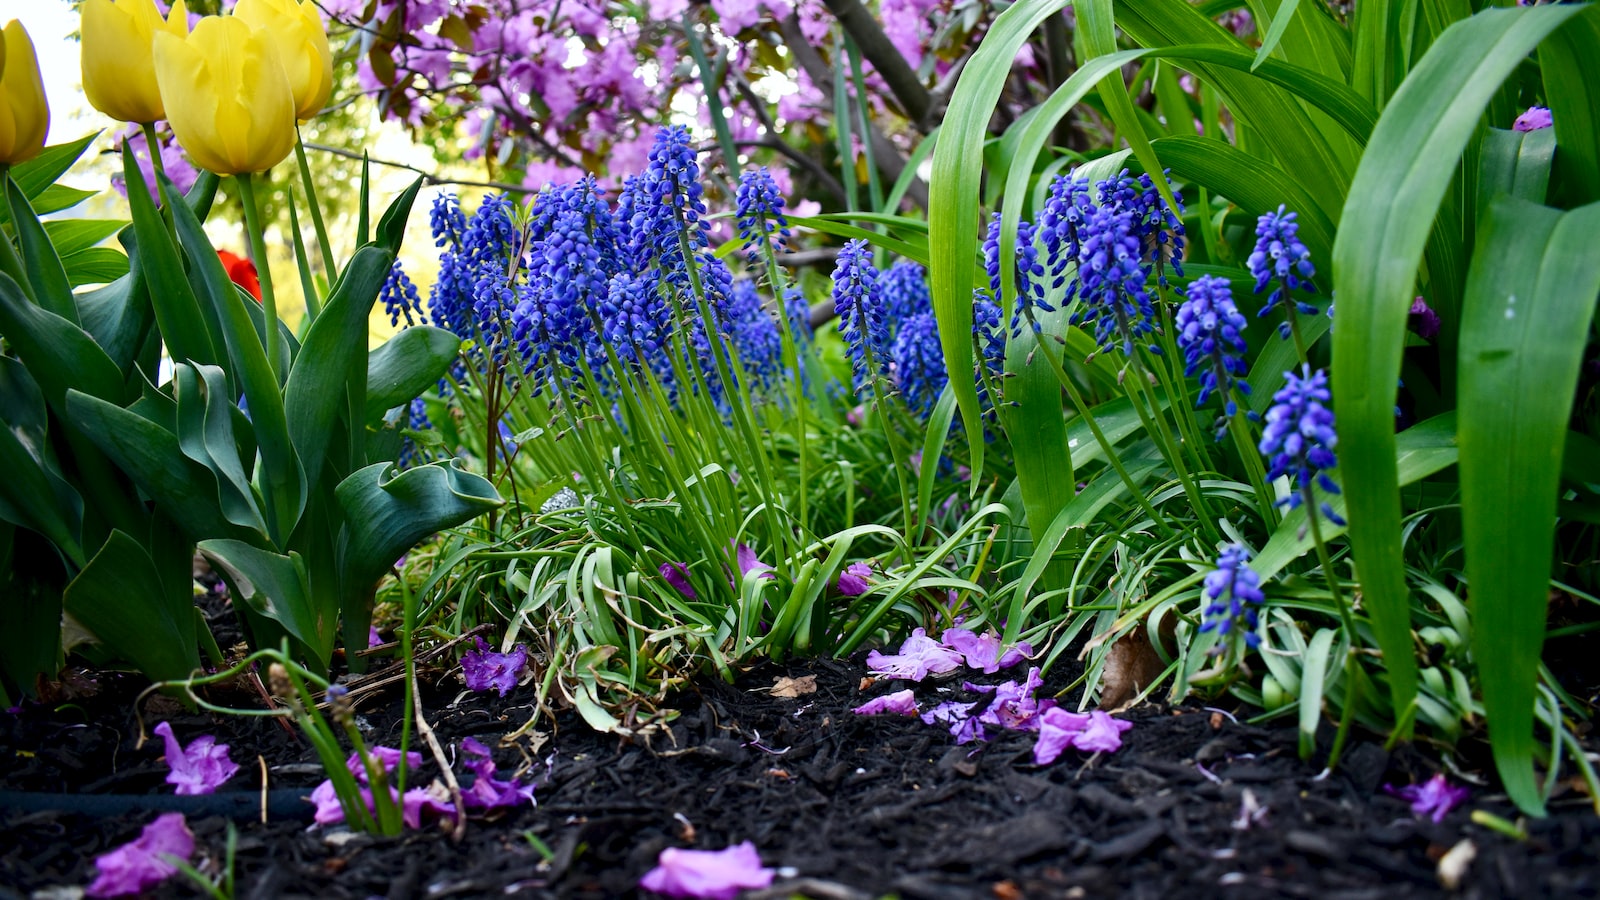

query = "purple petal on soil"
[
  {"left": 460, "top": 737, "right": 538, "bottom": 809},
  {"left": 639, "top": 841, "right": 776, "bottom": 900},
  {"left": 941, "top": 627, "right": 1032, "bottom": 673},
  {"left": 86, "top": 812, "right": 194, "bottom": 898},
  {"left": 660, "top": 562, "right": 697, "bottom": 598},
  {"left": 401, "top": 785, "right": 457, "bottom": 828},
  {"left": 345, "top": 746, "right": 423, "bottom": 782},
  {"left": 921, "top": 700, "right": 986, "bottom": 744},
  {"left": 837, "top": 562, "right": 873, "bottom": 596},
  {"left": 977, "top": 667, "right": 1049, "bottom": 732},
  {"left": 368, "top": 626, "right": 384, "bottom": 648},
  {"left": 865, "top": 628, "right": 963, "bottom": 682},
  {"left": 462, "top": 637, "right": 529, "bottom": 696},
  {"left": 1071, "top": 710, "right": 1134, "bottom": 753},
  {"left": 153, "top": 721, "right": 240, "bottom": 796},
  {"left": 1384, "top": 774, "right": 1469, "bottom": 823},
  {"left": 309, "top": 779, "right": 348, "bottom": 825},
  {"left": 852, "top": 689, "right": 919, "bottom": 716},
  {"left": 1033, "top": 708, "right": 1133, "bottom": 763}
]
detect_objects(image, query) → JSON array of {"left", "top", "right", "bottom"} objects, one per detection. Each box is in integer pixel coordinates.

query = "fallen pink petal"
[
  {"left": 86, "top": 812, "right": 193, "bottom": 898},
  {"left": 1384, "top": 774, "right": 1470, "bottom": 823},
  {"left": 1033, "top": 708, "right": 1133, "bottom": 764},
  {"left": 460, "top": 737, "right": 538, "bottom": 809},
  {"left": 865, "top": 628, "right": 964, "bottom": 682},
  {"left": 852, "top": 688, "right": 919, "bottom": 716},
  {"left": 639, "top": 841, "right": 776, "bottom": 900},
  {"left": 461, "top": 637, "right": 529, "bottom": 696},
  {"left": 941, "top": 627, "right": 1033, "bottom": 674},
  {"left": 152, "top": 721, "right": 239, "bottom": 795}
]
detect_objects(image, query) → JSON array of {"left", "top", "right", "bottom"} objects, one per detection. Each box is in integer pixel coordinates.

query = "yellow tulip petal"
[
  {"left": 0, "top": 21, "right": 49, "bottom": 164},
  {"left": 81, "top": 0, "right": 167, "bottom": 123}
]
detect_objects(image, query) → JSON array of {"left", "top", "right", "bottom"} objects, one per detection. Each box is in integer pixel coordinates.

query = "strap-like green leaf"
[
  {"left": 1478, "top": 127, "right": 1555, "bottom": 211},
  {"left": 0, "top": 273, "right": 125, "bottom": 415},
  {"left": 64, "top": 389, "right": 246, "bottom": 543},
  {"left": 0, "top": 358, "right": 84, "bottom": 565},
  {"left": 4, "top": 134, "right": 99, "bottom": 206},
  {"left": 377, "top": 177, "right": 425, "bottom": 256},
  {"left": 1331, "top": 5, "right": 1580, "bottom": 731},
  {"left": 929, "top": 0, "right": 1072, "bottom": 478},
  {"left": 121, "top": 147, "right": 221, "bottom": 371},
  {"left": 1457, "top": 196, "right": 1600, "bottom": 816},
  {"left": 1540, "top": 5, "right": 1600, "bottom": 206},
  {"left": 364, "top": 326, "right": 461, "bottom": 424}
]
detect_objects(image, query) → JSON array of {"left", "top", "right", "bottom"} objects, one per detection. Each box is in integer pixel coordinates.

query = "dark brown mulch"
[{"left": 2, "top": 654, "right": 1598, "bottom": 900}]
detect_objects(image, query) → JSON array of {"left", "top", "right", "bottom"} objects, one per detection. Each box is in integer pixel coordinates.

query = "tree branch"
[
  {"left": 302, "top": 143, "right": 529, "bottom": 193},
  {"left": 819, "top": 0, "right": 933, "bottom": 129},
  {"left": 780, "top": 13, "right": 930, "bottom": 211}
]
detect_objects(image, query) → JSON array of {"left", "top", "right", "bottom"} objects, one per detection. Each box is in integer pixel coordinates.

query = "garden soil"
[{"left": 3, "top": 652, "right": 1598, "bottom": 900}]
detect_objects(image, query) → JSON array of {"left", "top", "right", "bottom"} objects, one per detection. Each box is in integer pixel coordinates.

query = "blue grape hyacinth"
[
  {"left": 1175, "top": 274, "right": 1253, "bottom": 434},
  {"left": 982, "top": 214, "right": 1050, "bottom": 337},
  {"left": 891, "top": 311, "right": 946, "bottom": 419},
  {"left": 1249, "top": 205, "right": 1320, "bottom": 338},
  {"left": 734, "top": 167, "right": 790, "bottom": 263},
  {"left": 1074, "top": 203, "right": 1158, "bottom": 357},
  {"left": 1259, "top": 366, "right": 1346, "bottom": 526},
  {"left": 380, "top": 259, "right": 426, "bottom": 328},
  {"left": 1200, "top": 544, "right": 1266, "bottom": 648},
  {"left": 831, "top": 239, "right": 890, "bottom": 393}
]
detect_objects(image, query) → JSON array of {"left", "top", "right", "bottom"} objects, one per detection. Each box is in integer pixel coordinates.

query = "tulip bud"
[
  {"left": 233, "top": 0, "right": 332, "bottom": 122},
  {"left": 152, "top": 16, "right": 295, "bottom": 175},
  {"left": 0, "top": 20, "right": 49, "bottom": 166},
  {"left": 80, "top": 0, "right": 189, "bottom": 124}
]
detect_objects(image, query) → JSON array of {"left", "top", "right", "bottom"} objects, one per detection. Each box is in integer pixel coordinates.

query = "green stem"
[
  {"left": 1023, "top": 308, "right": 1174, "bottom": 537},
  {"left": 1305, "top": 494, "right": 1362, "bottom": 770},
  {"left": 1225, "top": 401, "right": 1278, "bottom": 529},
  {"left": 294, "top": 130, "right": 338, "bottom": 290},
  {"left": 234, "top": 173, "right": 282, "bottom": 386},
  {"left": 139, "top": 122, "right": 181, "bottom": 241},
  {"left": 1125, "top": 352, "right": 1221, "bottom": 543}
]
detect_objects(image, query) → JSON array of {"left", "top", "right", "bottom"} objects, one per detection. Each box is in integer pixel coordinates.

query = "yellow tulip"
[
  {"left": 152, "top": 16, "right": 295, "bottom": 175},
  {"left": 0, "top": 20, "right": 49, "bottom": 166},
  {"left": 80, "top": 0, "right": 189, "bottom": 124},
  {"left": 233, "top": 0, "right": 331, "bottom": 122}
]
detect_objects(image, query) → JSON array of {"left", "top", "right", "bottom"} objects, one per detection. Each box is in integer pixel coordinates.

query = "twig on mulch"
[{"left": 410, "top": 658, "right": 468, "bottom": 843}]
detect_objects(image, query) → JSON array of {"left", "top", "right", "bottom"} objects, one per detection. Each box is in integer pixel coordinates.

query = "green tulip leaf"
[
  {"left": 173, "top": 363, "right": 268, "bottom": 535},
  {"left": 364, "top": 325, "right": 462, "bottom": 424},
  {"left": 64, "top": 530, "right": 200, "bottom": 684},
  {"left": 0, "top": 272, "right": 126, "bottom": 416},
  {"left": 284, "top": 245, "right": 393, "bottom": 493},
  {"left": 165, "top": 176, "right": 306, "bottom": 544},
  {"left": 377, "top": 177, "right": 425, "bottom": 256},
  {"left": 64, "top": 389, "right": 255, "bottom": 544},
  {"left": 75, "top": 229, "right": 154, "bottom": 374},
  {"left": 0, "top": 358, "right": 84, "bottom": 565},
  {"left": 4, "top": 176, "right": 76, "bottom": 323},
  {"left": 121, "top": 147, "right": 222, "bottom": 372},
  {"left": 335, "top": 459, "right": 502, "bottom": 608},
  {"left": 197, "top": 538, "right": 328, "bottom": 669},
  {"left": 3, "top": 134, "right": 99, "bottom": 207}
]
